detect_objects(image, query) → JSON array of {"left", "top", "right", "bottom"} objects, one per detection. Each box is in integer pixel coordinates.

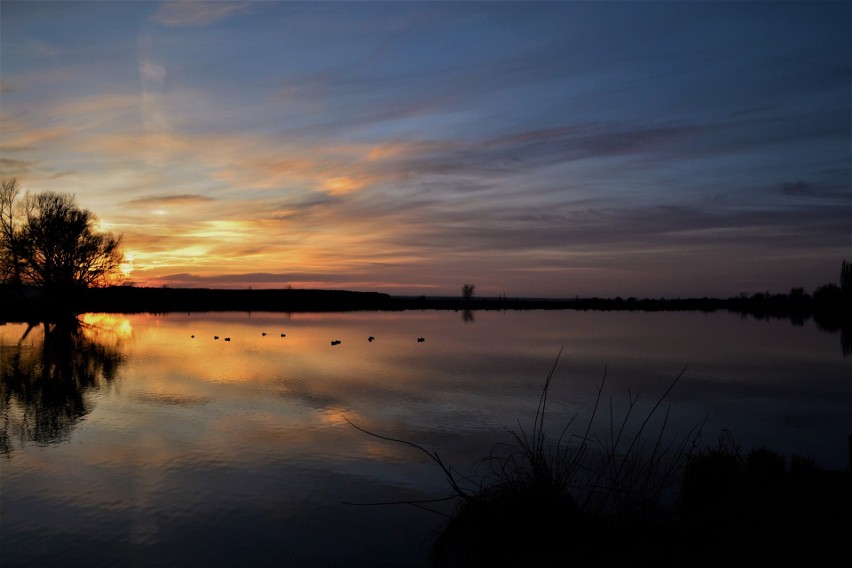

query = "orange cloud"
[
  {"left": 320, "top": 175, "right": 370, "bottom": 196},
  {"left": 0, "top": 120, "right": 71, "bottom": 152}
]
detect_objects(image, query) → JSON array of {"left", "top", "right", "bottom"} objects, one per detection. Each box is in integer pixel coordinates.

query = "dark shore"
[
  {"left": 1, "top": 284, "right": 849, "bottom": 331},
  {"left": 430, "top": 466, "right": 851, "bottom": 566}
]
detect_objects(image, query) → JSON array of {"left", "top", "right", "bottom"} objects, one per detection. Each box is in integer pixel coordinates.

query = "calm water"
[{"left": 1, "top": 310, "right": 849, "bottom": 567}]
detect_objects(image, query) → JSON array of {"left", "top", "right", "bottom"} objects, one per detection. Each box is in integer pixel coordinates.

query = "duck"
[
  {"left": 417, "top": 337, "right": 425, "bottom": 343},
  {"left": 368, "top": 336, "right": 375, "bottom": 342},
  {"left": 225, "top": 337, "right": 231, "bottom": 342},
  {"left": 331, "top": 340, "right": 341, "bottom": 346}
]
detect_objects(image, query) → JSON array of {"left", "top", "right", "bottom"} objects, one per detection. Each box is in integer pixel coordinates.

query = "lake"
[{"left": 1, "top": 310, "right": 849, "bottom": 567}]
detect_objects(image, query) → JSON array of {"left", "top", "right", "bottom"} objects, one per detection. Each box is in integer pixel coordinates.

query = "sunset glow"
[{"left": 1, "top": 1, "right": 849, "bottom": 297}]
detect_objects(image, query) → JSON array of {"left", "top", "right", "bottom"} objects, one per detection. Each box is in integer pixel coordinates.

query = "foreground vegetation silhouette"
[{"left": 347, "top": 355, "right": 851, "bottom": 567}]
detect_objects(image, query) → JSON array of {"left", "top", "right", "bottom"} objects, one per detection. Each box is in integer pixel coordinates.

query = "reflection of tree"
[
  {"left": 462, "top": 309, "right": 475, "bottom": 323},
  {"left": 0, "top": 317, "right": 125, "bottom": 454}
]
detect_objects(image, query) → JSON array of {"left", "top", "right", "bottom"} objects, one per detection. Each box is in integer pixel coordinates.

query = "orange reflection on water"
[
  {"left": 117, "top": 312, "right": 422, "bottom": 387},
  {"left": 79, "top": 313, "right": 134, "bottom": 341}
]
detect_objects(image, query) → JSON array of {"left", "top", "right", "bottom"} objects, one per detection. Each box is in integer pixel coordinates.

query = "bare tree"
[
  {"left": 0, "top": 178, "right": 23, "bottom": 285},
  {"left": 0, "top": 179, "right": 124, "bottom": 298},
  {"left": 462, "top": 283, "right": 476, "bottom": 301}
]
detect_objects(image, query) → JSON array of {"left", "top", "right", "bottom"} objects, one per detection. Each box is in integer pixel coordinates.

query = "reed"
[
  {"left": 431, "top": 355, "right": 700, "bottom": 566},
  {"left": 347, "top": 353, "right": 850, "bottom": 566},
  {"left": 346, "top": 350, "right": 702, "bottom": 566}
]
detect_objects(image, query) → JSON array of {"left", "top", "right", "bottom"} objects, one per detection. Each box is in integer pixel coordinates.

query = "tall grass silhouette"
[{"left": 346, "top": 350, "right": 702, "bottom": 566}]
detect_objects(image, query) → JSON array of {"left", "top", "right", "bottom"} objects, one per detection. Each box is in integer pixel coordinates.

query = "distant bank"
[
  {"left": 1, "top": 286, "right": 391, "bottom": 318},
  {"left": 1, "top": 284, "right": 849, "bottom": 329}
]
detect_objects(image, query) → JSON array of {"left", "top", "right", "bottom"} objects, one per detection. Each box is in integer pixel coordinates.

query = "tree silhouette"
[
  {"left": 0, "top": 178, "right": 123, "bottom": 301},
  {"left": 462, "top": 283, "right": 476, "bottom": 301},
  {"left": 0, "top": 179, "right": 22, "bottom": 286}
]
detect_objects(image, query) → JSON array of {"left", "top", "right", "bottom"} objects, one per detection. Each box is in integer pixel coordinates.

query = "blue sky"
[{"left": 1, "top": 1, "right": 849, "bottom": 297}]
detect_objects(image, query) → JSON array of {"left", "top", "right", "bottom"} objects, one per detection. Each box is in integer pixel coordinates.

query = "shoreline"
[{"left": 1, "top": 285, "right": 848, "bottom": 332}]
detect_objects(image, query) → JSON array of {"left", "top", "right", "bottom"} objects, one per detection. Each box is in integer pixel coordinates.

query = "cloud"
[
  {"left": 778, "top": 181, "right": 850, "bottom": 200},
  {"left": 0, "top": 117, "right": 71, "bottom": 153},
  {"left": 124, "top": 194, "right": 217, "bottom": 208},
  {"left": 143, "top": 271, "right": 438, "bottom": 291},
  {"left": 2, "top": 38, "right": 60, "bottom": 60},
  {"left": 382, "top": 109, "right": 848, "bottom": 182},
  {"left": 53, "top": 93, "right": 139, "bottom": 117},
  {"left": 138, "top": 60, "right": 165, "bottom": 90},
  {"left": 0, "top": 92, "right": 136, "bottom": 159},
  {"left": 152, "top": 1, "right": 252, "bottom": 27},
  {"left": 0, "top": 158, "right": 38, "bottom": 176}
]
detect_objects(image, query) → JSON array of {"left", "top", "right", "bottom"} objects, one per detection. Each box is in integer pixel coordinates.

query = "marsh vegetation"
[{"left": 349, "top": 354, "right": 850, "bottom": 567}]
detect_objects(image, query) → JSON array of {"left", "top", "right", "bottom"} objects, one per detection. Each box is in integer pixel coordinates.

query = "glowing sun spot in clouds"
[{"left": 322, "top": 176, "right": 367, "bottom": 195}]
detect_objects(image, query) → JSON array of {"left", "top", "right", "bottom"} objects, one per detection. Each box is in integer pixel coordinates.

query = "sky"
[{"left": 1, "top": 1, "right": 849, "bottom": 298}]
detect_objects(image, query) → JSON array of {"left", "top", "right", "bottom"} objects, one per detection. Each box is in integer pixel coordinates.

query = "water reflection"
[
  {"left": 0, "top": 316, "right": 125, "bottom": 454},
  {"left": 1, "top": 310, "right": 849, "bottom": 567},
  {"left": 812, "top": 312, "right": 852, "bottom": 358}
]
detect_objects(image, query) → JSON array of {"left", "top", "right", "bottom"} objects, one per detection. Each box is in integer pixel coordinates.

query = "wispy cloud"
[
  {"left": 152, "top": 1, "right": 252, "bottom": 27},
  {"left": 124, "top": 194, "right": 218, "bottom": 208},
  {"left": 778, "top": 180, "right": 850, "bottom": 200},
  {"left": 0, "top": 158, "right": 38, "bottom": 176},
  {"left": 0, "top": 122, "right": 72, "bottom": 153}
]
